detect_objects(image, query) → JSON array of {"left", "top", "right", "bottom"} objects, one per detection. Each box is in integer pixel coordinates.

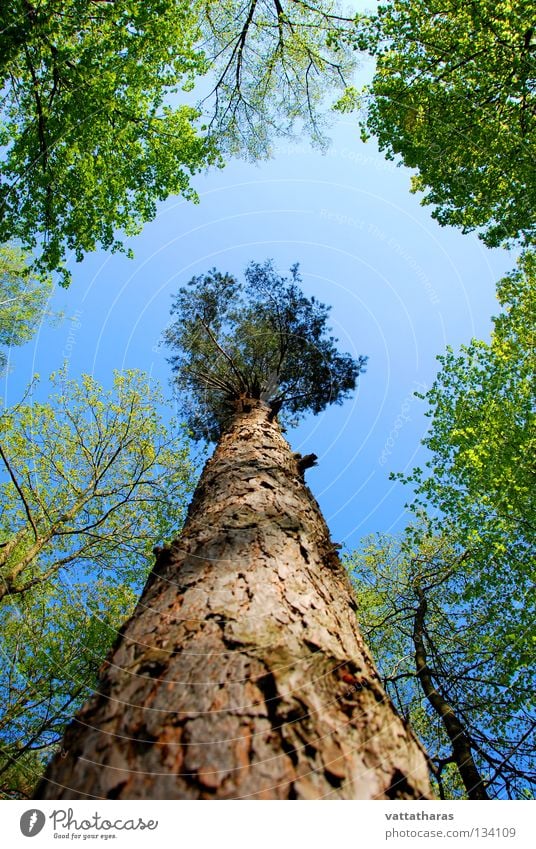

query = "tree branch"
[
  {"left": 412, "top": 584, "right": 489, "bottom": 800},
  {"left": 0, "top": 443, "right": 38, "bottom": 541}
]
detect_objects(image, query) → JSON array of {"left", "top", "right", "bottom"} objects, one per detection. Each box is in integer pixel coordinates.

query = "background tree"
[
  {"left": 0, "top": 243, "right": 52, "bottom": 373},
  {"left": 1, "top": 1, "right": 357, "bottom": 282},
  {"left": 0, "top": 580, "right": 137, "bottom": 799},
  {"left": 35, "top": 262, "right": 432, "bottom": 801},
  {"left": 0, "top": 368, "right": 195, "bottom": 604},
  {"left": 347, "top": 251, "right": 536, "bottom": 799},
  {"left": 347, "top": 532, "right": 536, "bottom": 800},
  {"left": 341, "top": 0, "right": 536, "bottom": 246},
  {"left": 397, "top": 248, "right": 534, "bottom": 617},
  {"left": 0, "top": 0, "right": 219, "bottom": 284},
  {"left": 199, "top": 0, "right": 357, "bottom": 157},
  {"left": 0, "top": 368, "right": 197, "bottom": 797}
]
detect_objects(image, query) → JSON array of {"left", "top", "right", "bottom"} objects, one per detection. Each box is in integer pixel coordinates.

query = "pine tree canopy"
[{"left": 163, "top": 260, "right": 367, "bottom": 440}]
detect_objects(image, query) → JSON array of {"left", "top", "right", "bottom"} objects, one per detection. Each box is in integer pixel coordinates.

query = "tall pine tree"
[{"left": 36, "top": 263, "right": 431, "bottom": 800}]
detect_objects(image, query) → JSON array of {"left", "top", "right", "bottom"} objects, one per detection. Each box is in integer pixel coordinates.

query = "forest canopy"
[
  {"left": 0, "top": 0, "right": 357, "bottom": 283},
  {"left": 0, "top": 0, "right": 534, "bottom": 803},
  {"left": 348, "top": 249, "right": 536, "bottom": 799},
  {"left": 343, "top": 0, "right": 536, "bottom": 246}
]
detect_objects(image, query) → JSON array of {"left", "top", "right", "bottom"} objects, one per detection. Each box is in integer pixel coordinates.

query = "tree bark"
[{"left": 36, "top": 400, "right": 431, "bottom": 800}]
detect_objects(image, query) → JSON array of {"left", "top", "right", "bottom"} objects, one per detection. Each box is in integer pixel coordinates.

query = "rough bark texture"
[{"left": 36, "top": 400, "right": 432, "bottom": 800}]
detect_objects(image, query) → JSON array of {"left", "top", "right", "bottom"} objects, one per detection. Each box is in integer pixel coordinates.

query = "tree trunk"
[
  {"left": 36, "top": 400, "right": 431, "bottom": 800},
  {"left": 413, "top": 587, "right": 489, "bottom": 799}
]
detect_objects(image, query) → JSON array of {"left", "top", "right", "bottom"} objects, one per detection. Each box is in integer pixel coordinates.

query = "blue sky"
[{"left": 1, "top": 38, "right": 519, "bottom": 553}]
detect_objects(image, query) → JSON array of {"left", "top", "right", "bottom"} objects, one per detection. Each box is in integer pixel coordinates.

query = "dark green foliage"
[{"left": 163, "top": 260, "right": 366, "bottom": 440}]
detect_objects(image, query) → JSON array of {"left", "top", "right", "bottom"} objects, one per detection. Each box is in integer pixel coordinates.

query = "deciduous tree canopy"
[
  {"left": 398, "top": 249, "right": 535, "bottom": 600},
  {"left": 0, "top": 1, "right": 219, "bottom": 284},
  {"left": 345, "top": 0, "right": 536, "bottom": 246},
  {"left": 0, "top": 580, "right": 137, "bottom": 798},
  {"left": 347, "top": 250, "right": 536, "bottom": 799},
  {"left": 1, "top": 1, "right": 357, "bottom": 283},
  {"left": 0, "top": 244, "right": 52, "bottom": 373},
  {"left": 347, "top": 531, "right": 535, "bottom": 799},
  {"left": 0, "top": 369, "right": 197, "bottom": 797},
  {"left": 0, "top": 368, "right": 196, "bottom": 604},
  {"left": 200, "top": 0, "right": 357, "bottom": 157}
]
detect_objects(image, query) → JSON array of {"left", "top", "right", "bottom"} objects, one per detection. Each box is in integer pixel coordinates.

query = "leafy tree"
[
  {"left": 35, "top": 263, "right": 432, "bottom": 801},
  {"left": 343, "top": 0, "right": 536, "bottom": 246},
  {"left": 0, "top": 243, "right": 53, "bottom": 373},
  {"left": 0, "top": 368, "right": 196, "bottom": 603},
  {"left": 200, "top": 0, "right": 357, "bottom": 157},
  {"left": 1, "top": 1, "right": 358, "bottom": 282},
  {"left": 0, "top": 368, "right": 197, "bottom": 796},
  {"left": 0, "top": 1, "right": 220, "bottom": 284},
  {"left": 347, "top": 250, "right": 536, "bottom": 799},
  {"left": 0, "top": 580, "right": 137, "bottom": 798},
  {"left": 163, "top": 260, "right": 367, "bottom": 440},
  {"left": 347, "top": 532, "right": 535, "bottom": 800},
  {"left": 398, "top": 249, "right": 535, "bottom": 615}
]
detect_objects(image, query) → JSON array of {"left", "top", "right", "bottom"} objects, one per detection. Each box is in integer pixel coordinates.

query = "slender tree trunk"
[
  {"left": 36, "top": 400, "right": 431, "bottom": 800},
  {"left": 413, "top": 587, "right": 489, "bottom": 800}
]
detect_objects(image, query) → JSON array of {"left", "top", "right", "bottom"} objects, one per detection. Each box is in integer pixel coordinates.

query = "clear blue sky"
[{"left": 1, "top": 35, "right": 519, "bottom": 552}]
